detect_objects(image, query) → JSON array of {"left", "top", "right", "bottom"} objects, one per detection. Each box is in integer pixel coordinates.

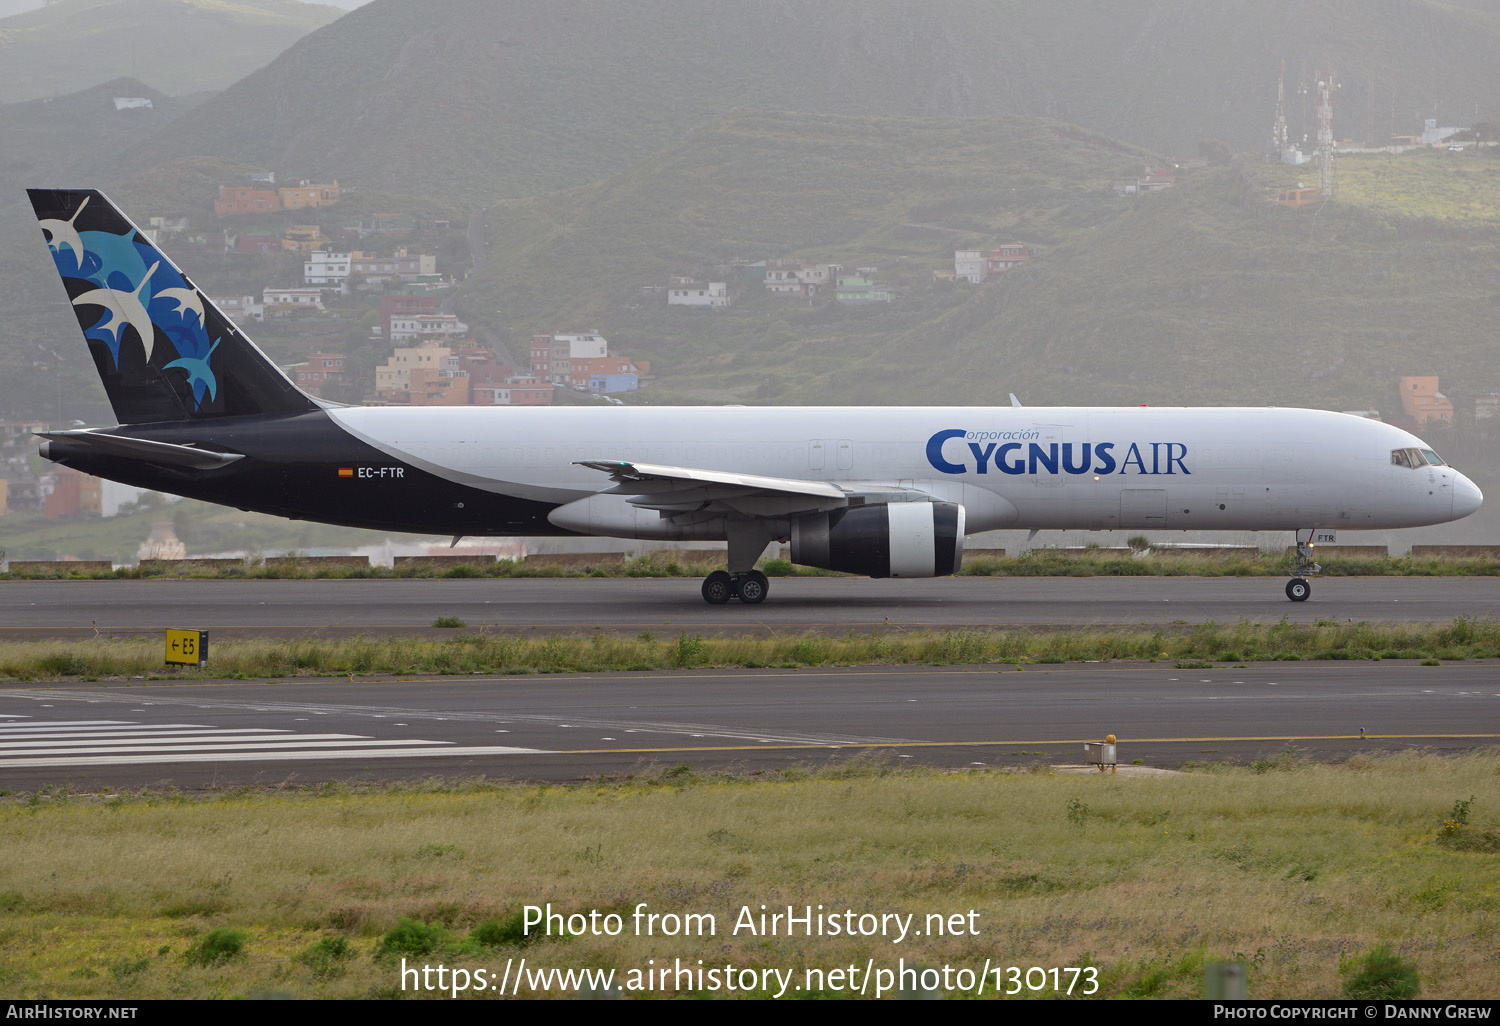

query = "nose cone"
[{"left": 1453, "top": 472, "right": 1484, "bottom": 520}]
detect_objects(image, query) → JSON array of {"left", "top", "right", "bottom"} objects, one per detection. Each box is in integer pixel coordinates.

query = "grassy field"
[
  {"left": 0, "top": 753, "right": 1496, "bottom": 999},
  {"left": 1, "top": 617, "right": 1498, "bottom": 681}
]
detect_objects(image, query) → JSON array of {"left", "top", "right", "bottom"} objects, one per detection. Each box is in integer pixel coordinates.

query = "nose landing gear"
[{"left": 1286, "top": 531, "right": 1322, "bottom": 602}]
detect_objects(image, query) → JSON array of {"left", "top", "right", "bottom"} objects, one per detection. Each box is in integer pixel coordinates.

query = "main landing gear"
[
  {"left": 1286, "top": 532, "right": 1322, "bottom": 602},
  {"left": 702, "top": 569, "right": 769, "bottom": 605},
  {"left": 701, "top": 522, "right": 777, "bottom": 605}
]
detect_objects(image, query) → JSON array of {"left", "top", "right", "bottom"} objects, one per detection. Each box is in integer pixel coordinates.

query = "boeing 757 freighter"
[{"left": 26, "top": 189, "right": 1483, "bottom": 604}]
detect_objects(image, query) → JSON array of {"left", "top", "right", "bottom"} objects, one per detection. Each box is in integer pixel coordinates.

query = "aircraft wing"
[{"left": 574, "top": 460, "right": 933, "bottom": 519}]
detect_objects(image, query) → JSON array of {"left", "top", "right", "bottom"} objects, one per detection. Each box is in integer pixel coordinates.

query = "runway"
[
  {"left": 2, "top": 661, "right": 1495, "bottom": 789},
  {"left": 2, "top": 576, "right": 1498, "bottom": 639}
]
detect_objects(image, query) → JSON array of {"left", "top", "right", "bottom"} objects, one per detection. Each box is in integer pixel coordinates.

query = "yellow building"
[
  {"left": 281, "top": 225, "right": 331, "bottom": 252},
  {"left": 278, "top": 181, "right": 341, "bottom": 210}
]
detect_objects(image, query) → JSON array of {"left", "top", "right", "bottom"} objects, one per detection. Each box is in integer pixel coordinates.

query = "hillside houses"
[
  {"left": 834, "top": 276, "right": 894, "bottom": 304},
  {"left": 373, "top": 341, "right": 561, "bottom": 407},
  {"left": 389, "top": 313, "right": 469, "bottom": 343},
  {"left": 345, "top": 213, "right": 416, "bottom": 238},
  {"left": 282, "top": 225, "right": 331, "bottom": 252},
  {"left": 1112, "top": 167, "right": 1176, "bottom": 197},
  {"left": 953, "top": 244, "right": 1032, "bottom": 283},
  {"left": 305, "top": 250, "right": 441, "bottom": 291},
  {"left": 667, "top": 278, "right": 731, "bottom": 308},
  {"left": 765, "top": 259, "right": 834, "bottom": 298},
  {"left": 289, "top": 354, "right": 353, "bottom": 398},
  {"left": 262, "top": 287, "right": 325, "bottom": 314},
  {"left": 529, "top": 333, "right": 647, "bottom": 394},
  {"left": 214, "top": 180, "right": 342, "bottom": 216}
]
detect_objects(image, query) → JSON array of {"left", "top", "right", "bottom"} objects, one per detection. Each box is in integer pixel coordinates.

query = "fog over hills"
[
  {"left": 115, "top": 0, "right": 1500, "bottom": 204},
  {"left": 0, "top": 0, "right": 344, "bottom": 104}
]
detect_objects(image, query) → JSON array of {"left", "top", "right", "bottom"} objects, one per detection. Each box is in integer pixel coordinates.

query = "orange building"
[
  {"left": 44, "top": 466, "right": 103, "bottom": 519},
  {"left": 215, "top": 186, "right": 282, "bottom": 216},
  {"left": 408, "top": 366, "right": 471, "bottom": 406},
  {"left": 1400, "top": 376, "right": 1454, "bottom": 425}
]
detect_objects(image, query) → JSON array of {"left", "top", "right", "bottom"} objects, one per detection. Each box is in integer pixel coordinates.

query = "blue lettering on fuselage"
[{"left": 926, "top": 430, "right": 1189, "bottom": 476}]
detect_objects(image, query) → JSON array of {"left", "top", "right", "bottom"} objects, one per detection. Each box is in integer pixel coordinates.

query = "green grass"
[
  {"left": 0, "top": 753, "right": 1496, "bottom": 998},
  {"left": 1, "top": 616, "right": 1499, "bottom": 680}
]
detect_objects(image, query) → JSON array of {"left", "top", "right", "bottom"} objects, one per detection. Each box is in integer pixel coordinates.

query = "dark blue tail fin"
[{"left": 28, "top": 188, "right": 318, "bottom": 425}]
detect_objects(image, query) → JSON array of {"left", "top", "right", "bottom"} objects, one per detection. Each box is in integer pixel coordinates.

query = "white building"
[
  {"left": 667, "top": 281, "right": 730, "bottom": 308},
  {"left": 350, "top": 250, "right": 438, "bottom": 287},
  {"left": 954, "top": 251, "right": 987, "bottom": 284},
  {"left": 1421, "top": 118, "right": 1463, "bottom": 146},
  {"left": 262, "top": 287, "right": 326, "bottom": 314},
  {"left": 551, "top": 332, "right": 609, "bottom": 359},
  {"left": 389, "top": 313, "right": 469, "bottom": 343},
  {"left": 214, "top": 295, "right": 264, "bottom": 324},
  {"left": 305, "top": 251, "right": 353, "bottom": 288},
  {"left": 765, "top": 259, "right": 834, "bottom": 297}
]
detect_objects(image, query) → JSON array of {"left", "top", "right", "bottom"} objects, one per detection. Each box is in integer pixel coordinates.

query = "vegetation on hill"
[
  {"left": 0, "top": 0, "right": 342, "bottom": 104},
  {"left": 455, "top": 108, "right": 1500, "bottom": 417}
]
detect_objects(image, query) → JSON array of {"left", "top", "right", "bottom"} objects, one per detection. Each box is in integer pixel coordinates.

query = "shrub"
[
  {"left": 467, "top": 912, "right": 540, "bottom": 949},
  {"left": 183, "top": 928, "right": 246, "bottom": 967},
  {"left": 295, "top": 936, "right": 352, "bottom": 979},
  {"left": 1342, "top": 945, "right": 1419, "bottom": 999},
  {"left": 374, "top": 918, "right": 450, "bottom": 960}
]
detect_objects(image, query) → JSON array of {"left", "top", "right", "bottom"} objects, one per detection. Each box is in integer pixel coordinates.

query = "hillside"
[
  {"left": 0, "top": 0, "right": 343, "bottom": 103},
  {"left": 113, "top": 0, "right": 1500, "bottom": 206},
  {"left": 0, "top": 78, "right": 205, "bottom": 183},
  {"left": 457, "top": 110, "right": 1500, "bottom": 415},
  {"left": 459, "top": 109, "right": 1147, "bottom": 391}
]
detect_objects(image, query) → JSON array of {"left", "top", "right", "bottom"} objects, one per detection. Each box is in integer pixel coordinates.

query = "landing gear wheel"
[
  {"left": 735, "top": 570, "right": 769, "bottom": 605},
  {"left": 702, "top": 571, "right": 733, "bottom": 605},
  {"left": 1286, "top": 577, "right": 1311, "bottom": 602}
]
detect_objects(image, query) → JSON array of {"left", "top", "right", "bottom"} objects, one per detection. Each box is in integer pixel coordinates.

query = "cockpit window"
[{"left": 1391, "top": 447, "right": 1445, "bottom": 468}]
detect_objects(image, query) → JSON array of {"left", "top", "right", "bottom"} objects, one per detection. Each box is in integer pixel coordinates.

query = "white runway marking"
[{"left": 0, "top": 717, "right": 548, "bottom": 768}]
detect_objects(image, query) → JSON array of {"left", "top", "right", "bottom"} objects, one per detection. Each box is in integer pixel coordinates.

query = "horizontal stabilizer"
[{"left": 37, "top": 429, "right": 244, "bottom": 470}]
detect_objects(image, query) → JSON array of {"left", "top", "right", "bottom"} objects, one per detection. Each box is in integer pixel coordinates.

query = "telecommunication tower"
[
  {"left": 1272, "top": 60, "right": 1289, "bottom": 158},
  {"left": 1316, "top": 69, "right": 1336, "bottom": 197}
]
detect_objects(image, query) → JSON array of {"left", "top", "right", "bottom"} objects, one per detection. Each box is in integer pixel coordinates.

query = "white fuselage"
[{"left": 326, "top": 405, "right": 1481, "bottom": 539}]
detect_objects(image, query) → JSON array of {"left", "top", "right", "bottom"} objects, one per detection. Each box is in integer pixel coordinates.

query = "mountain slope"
[
  {"left": 458, "top": 110, "right": 1500, "bottom": 413},
  {"left": 115, "top": 0, "right": 1500, "bottom": 205}
]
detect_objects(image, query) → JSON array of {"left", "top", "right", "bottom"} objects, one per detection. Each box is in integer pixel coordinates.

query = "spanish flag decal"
[{"left": 338, "top": 467, "right": 354, "bottom": 478}]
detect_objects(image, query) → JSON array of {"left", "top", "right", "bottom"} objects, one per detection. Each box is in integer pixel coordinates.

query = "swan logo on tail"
[
  {"left": 37, "top": 195, "right": 89, "bottom": 269},
  {"left": 71, "top": 260, "right": 160, "bottom": 359}
]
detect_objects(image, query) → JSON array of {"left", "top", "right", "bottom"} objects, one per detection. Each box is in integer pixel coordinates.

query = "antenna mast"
[
  {"left": 1317, "top": 69, "right": 1336, "bottom": 197},
  {"left": 1273, "top": 60, "right": 1289, "bottom": 158}
]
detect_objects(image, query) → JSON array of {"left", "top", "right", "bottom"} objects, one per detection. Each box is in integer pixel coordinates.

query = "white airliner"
[{"left": 27, "top": 189, "right": 1483, "bottom": 604}]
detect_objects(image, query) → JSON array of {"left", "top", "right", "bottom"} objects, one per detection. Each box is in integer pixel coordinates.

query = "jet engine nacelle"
[{"left": 790, "top": 501, "right": 965, "bottom": 578}]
